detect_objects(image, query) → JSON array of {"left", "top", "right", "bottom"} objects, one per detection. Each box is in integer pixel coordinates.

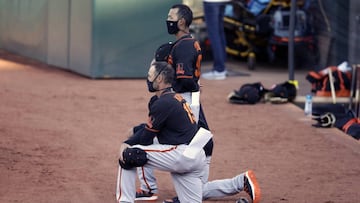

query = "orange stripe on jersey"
[
  {"left": 145, "top": 116, "right": 159, "bottom": 133},
  {"left": 168, "top": 55, "right": 173, "bottom": 65},
  {"left": 173, "top": 94, "right": 196, "bottom": 123},
  {"left": 174, "top": 94, "right": 184, "bottom": 102},
  {"left": 194, "top": 41, "right": 202, "bottom": 77},
  {"left": 145, "top": 126, "right": 159, "bottom": 133},
  {"left": 195, "top": 54, "right": 202, "bottom": 77}
]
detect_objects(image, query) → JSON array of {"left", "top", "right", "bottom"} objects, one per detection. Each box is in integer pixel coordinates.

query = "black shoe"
[{"left": 134, "top": 189, "right": 158, "bottom": 201}]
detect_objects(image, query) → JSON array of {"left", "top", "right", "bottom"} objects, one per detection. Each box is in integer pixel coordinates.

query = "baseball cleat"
[
  {"left": 244, "top": 170, "right": 261, "bottom": 203},
  {"left": 134, "top": 189, "right": 158, "bottom": 201}
]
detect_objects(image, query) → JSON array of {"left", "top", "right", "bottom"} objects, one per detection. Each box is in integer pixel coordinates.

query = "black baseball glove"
[{"left": 119, "top": 147, "right": 148, "bottom": 170}]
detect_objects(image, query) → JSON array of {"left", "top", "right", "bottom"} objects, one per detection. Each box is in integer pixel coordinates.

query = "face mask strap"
[{"left": 151, "top": 65, "right": 167, "bottom": 83}]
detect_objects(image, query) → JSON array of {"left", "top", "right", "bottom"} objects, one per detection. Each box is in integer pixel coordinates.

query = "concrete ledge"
[{"left": 294, "top": 95, "right": 353, "bottom": 103}]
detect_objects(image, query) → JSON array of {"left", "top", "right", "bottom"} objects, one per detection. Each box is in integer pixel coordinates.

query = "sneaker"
[
  {"left": 244, "top": 170, "right": 261, "bottom": 203},
  {"left": 134, "top": 189, "right": 158, "bottom": 201},
  {"left": 163, "top": 196, "right": 179, "bottom": 203},
  {"left": 201, "top": 70, "right": 226, "bottom": 80}
]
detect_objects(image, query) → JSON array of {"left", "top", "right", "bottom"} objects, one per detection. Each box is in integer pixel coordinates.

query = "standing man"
[
  {"left": 134, "top": 4, "right": 261, "bottom": 203},
  {"left": 165, "top": 3, "right": 206, "bottom": 127},
  {"left": 201, "top": 0, "right": 231, "bottom": 80},
  {"left": 134, "top": 4, "right": 214, "bottom": 202},
  {"left": 116, "top": 61, "right": 206, "bottom": 203}
]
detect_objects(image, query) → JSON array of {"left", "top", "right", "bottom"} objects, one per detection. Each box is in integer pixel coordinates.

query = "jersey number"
[{"left": 174, "top": 94, "right": 196, "bottom": 124}]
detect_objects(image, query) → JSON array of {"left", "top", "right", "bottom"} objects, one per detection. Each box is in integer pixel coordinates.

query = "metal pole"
[{"left": 288, "top": 0, "right": 296, "bottom": 81}]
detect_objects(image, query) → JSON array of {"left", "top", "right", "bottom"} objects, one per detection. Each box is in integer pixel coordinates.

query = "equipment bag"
[
  {"left": 306, "top": 66, "right": 352, "bottom": 97},
  {"left": 227, "top": 82, "right": 268, "bottom": 104}
]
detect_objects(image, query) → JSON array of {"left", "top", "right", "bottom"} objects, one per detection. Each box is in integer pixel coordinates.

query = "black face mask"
[
  {"left": 146, "top": 70, "right": 163, "bottom": 92},
  {"left": 146, "top": 79, "right": 157, "bottom": 92},
  {"left": 166, "top": 20, "right": 179, "bottom": 34}
]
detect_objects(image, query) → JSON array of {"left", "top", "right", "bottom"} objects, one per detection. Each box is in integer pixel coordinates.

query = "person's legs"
[
  {"left": 202, "top": 170, "right": 261, "bottom": 203},
  {"left": 116, "top": 167, "right": 137, "bottom": 203},
  {"left": 119, "top": 144, "right": 180, "bottom": 203},
  {"left": 218, "top": 5, "right": 227, "bottom": 65},
  {"left": 137, "top": 167, "right": 157, "bottom": 192},
  {"left": 135, "top": 138, "right": 160, "bottom": 201},
  {"left": 198, "top": 104, "right": 209, "bottom": 130},
  {"left": 135, "top": 107, "right": 209, "bottom": 201},
  {"left": 171, "top": 171, "right": 203, "bottom": 203},
  {"left": 200, "top": 156, "right": 211, "bottom": 184},
  {"left": 141, "top": 144, "right": 205, "bottom": 202},
  {"left": 135, "top": 167, "right": 158, "bottom": 200},
  {"left": 202, "top": 173, "right": 244, "bottom": 199},
  {"left": 203, "top": 2, "right": 227, "bottom": 73}
]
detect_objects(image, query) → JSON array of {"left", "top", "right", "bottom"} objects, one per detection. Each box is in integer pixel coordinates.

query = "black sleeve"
[
  {"left": 124, "top": 127, "right": 143, "bottom": 145},
  {"left": 147, "top": 98, "right": 170, "bottom": 130},
  {"left": 124, "top": 124, "right": 157, "bottom": 146},
  {"left": 139, "top": 127, "right": 157, "bottom": 145},
  {"left": 124, "top": 95, "right": 160, "bottom": 145},
  {"left": 133, "top": 123, "right": 146, "bottom": 134},
  {"left": 148, "top": 95, "right": 158, "bottom": 110},
  {"left": 139, "top": 97, "right": 172, "bottom": 144}
]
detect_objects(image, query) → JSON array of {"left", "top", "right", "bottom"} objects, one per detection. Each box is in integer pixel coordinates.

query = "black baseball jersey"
[
  {"left": 168, "top": 35, "right": 202, "bottom": 93},
  {"left": 125, "top": 88, "right": 198, "bottom": 146},
  {"left": 168, "top": 35, "right": 213, "bottom": 156}
]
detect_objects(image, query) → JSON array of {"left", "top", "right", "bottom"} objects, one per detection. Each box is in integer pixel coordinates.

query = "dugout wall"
[{"left": 0, "top": 0, "right": 179, "bottom": 78}]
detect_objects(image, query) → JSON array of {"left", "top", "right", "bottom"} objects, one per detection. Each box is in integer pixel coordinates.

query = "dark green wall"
[
  {"left": 0, "top": 0, "right": 180, "bottom": 78},
  {"left": 92, "top": 0, "right": 177, "bottom": 78},
  {"left": 0, "top": 0, "right": 48, "bottom": 62}
]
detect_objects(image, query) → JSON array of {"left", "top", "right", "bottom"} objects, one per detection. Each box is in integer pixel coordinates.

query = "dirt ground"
[{"left": 0, "top": 50, "right": 359, "bottom": 203}]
